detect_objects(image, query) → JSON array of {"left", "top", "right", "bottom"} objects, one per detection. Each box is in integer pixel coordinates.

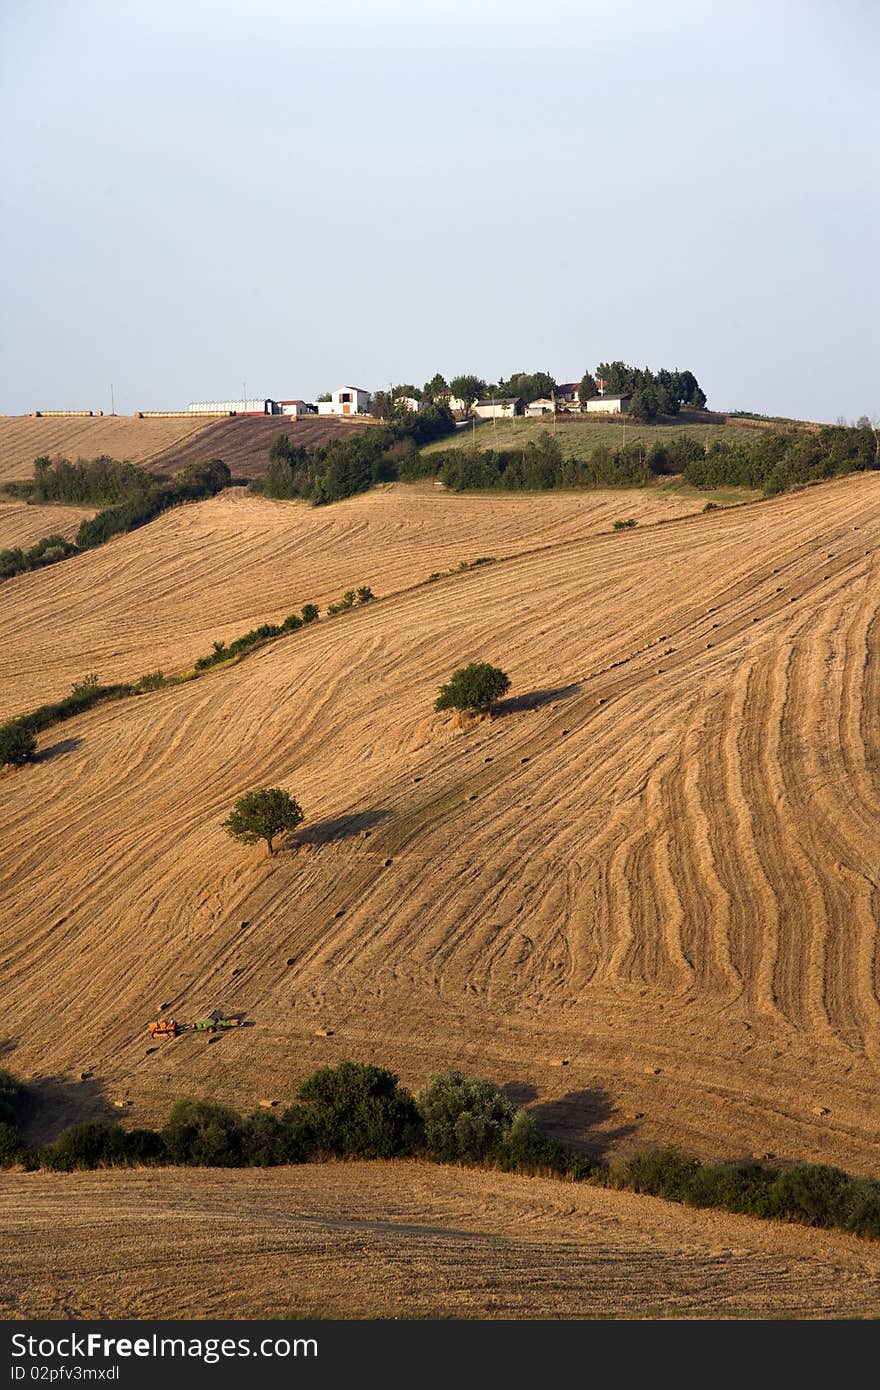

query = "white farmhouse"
[
  {"left": 526, "top": 397, "right": 556, "bottom": 417},
  {"left": 316, "top": 386, "right": 372, "bottom": 416},
  {"left": 394, "top": 396, "right": 421, "bottom": 413},
  {"left": 584, "top": 392, "right": 632, "bottom": 414},
  {"left": 278, "top": 399, "right": 317, "bottom": 417},
  {"left": 473, "top": 397, "right": 524, "bottom": 420}
]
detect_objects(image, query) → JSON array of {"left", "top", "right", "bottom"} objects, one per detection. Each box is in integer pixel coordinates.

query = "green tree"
[
  {"left": 422, "top": 373, "right": 449, "bottom": 403},
  {"left": 434, "top": 661, "right": 511, "bottom": 712},
  {"left": 370, "top": 390, "right": 392, "bottom": 421},
  {"left": 295, "top": 1061, "right": 422, "bottom": 1159},
  {"left": 578, "top": 371, "right": 597, "bottom": 408},
  {"left": 301, "top": 603, "right": 320, "bottom": 624},
  {"left": 449, "top": 374, "right": 487, "bottom": 414},
  {"left": 0, "top": 720, "right": 37, "bottom": 767},
  {"left": 222, "top": 787, "right": 304, "bottom": 855},
  {"left": 417, "top": 1070, "right": 519, "bottom": 1163}
]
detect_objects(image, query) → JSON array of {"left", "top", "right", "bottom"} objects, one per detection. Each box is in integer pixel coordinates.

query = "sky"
[{"left": 1, "top": 0, "right": 877, "bottom": 421}]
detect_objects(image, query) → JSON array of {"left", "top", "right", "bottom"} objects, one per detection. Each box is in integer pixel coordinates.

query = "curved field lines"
[
  {"left": 0, "top": 500, "right": 96, "bottom": 550},
  {"left": 0, "top": 472, "right": 879, "bottom": 1172},
  {"left": 0, "top": 415, "right": 215, "bottom": 483},
  {"left": 0, "top": 483, "right": 702, "bottom": 718}
]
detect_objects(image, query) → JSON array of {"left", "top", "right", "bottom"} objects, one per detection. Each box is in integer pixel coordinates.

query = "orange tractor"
[
  {"left": 147, "top": 1012, "right": 243, "bottom": 1039},
  {"left": 148, "top": 1017, "right": 180, "bottom": 1038}
]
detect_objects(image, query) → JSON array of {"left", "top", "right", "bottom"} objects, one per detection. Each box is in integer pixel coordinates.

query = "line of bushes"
[
  {"left": 0, "top": 586, "right": 375, "bottom": 765},
  {"left": 2, "top": 1061, "right": 879, "bottom": 1241},
  {"left": 0, "top": 533, "right": 78, "bottom": 581},
  {"left": 422, "top": 423, "right": 877, "bottom": 497},
  {"left": 0, "top": 457, "right": 233, "bottom": 582},
  {"left": 255, "top": 404, "right": 457, "bottom": 506}
]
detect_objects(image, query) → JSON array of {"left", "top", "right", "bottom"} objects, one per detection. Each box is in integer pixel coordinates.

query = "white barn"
[
  {"left": 585, "top": 392, "right": 632, "bottom": 414},
  {"left": 316, "top": 386, "right": 372, "bottom": 416},
  {"left": 473, "top": 397, "right": 524, "bottom": 420},
  {"left": 278, "top": 399, "right": 316, "bottom": 417},
  {"left": 526, "top": 397, "right": 556, "bottom": 416}
]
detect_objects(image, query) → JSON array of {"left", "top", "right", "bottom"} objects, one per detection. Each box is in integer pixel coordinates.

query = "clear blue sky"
[{"left": 1, "top": 0, "right": 877, "bottom": 421}]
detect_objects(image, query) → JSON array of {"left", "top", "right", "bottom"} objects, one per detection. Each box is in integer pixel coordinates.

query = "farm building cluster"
[{"left": 184, "top": 382, "right": 632, "bottom": 420}]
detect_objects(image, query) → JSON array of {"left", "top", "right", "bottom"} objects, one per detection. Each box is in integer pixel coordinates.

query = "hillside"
[
  {"left": 1, "top": 472, "right": 879, "bottom": 1178},
  {"left": 146, "top": 414, "right": 379, "bottom": 479},
  {"left": 0, "top": 415, "right": 215, "bottom": 483},
  {"left": 420, "top": 414, "right": 799, "bottom": 463},
  {"left": 0, "top": 483, "right": 703, "bottom": 719},
  {"left": 0, "top": 500, "right": 95, "bottom": 550},
  {"left": 3, "top": 1163, "right": 879, "bottom": 1320}
]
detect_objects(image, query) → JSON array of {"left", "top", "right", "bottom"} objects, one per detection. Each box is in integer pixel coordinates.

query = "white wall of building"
[{"left": 585, "top": 394, "right": 630, "bottom": 414}]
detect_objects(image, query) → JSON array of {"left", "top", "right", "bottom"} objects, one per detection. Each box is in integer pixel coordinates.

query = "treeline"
[
  {"left": 2, "top": 1061, "right": 879, "bottom": 1241},
  {"left": 422, "top": 424, "right": 878, "bottom": 496},
  {"left": 592, "top": 361, "right": 707, "bottom": 417},
  {"left": 257, "top": 404, "right": 456, "bottom": 505},
  {"left": 0, "top": 457, "right": 232, "bottom": 582},
  {"left": 681, "top": 424, "right": 877, "bottom": 494}
]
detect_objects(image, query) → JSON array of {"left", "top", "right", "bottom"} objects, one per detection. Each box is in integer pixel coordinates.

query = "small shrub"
[
  {"left": 70, "top": 673, "right": 100, "bottom": 698},
  {"left": 162, "top": 1099, "right": 245, "bottom": 1166},
  {"left": 0, "top": 1121, "right": 23, "bottom": 1168},
  {"left": 0, "top": 720, "right": 37, "bottom": 766},
  {"left": 281, "top": 612, "right": 303, "bottom": 632},
  {"left": 301, "top": 604, "right": 320, "bottom": 624},
  {"left": 356, "top": 586, "right": 375, "bottom": 604},
  {"left": 612, "top": 518, "right": 637, "bottom": 530},
  {"left": 622, "top": 1147, "right": 700, "bottom": 1200},
  {"left": 45, "top": 1121, "right": 130, "bottom": 1171},
  {"left": 417, "top": 1070, "right": 518, "bottom": 1164},
  {"left": 137, "top": 671, "right": 167, "bottom": 691},
  {"left": 703, "top": 501, "right": 719, "bottom": 512},
  {"left": 434, "top": 662, "right": 511, "bottom": 713}
]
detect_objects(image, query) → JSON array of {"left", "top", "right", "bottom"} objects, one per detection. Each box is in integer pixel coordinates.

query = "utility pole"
[{"left": 110, "top": 382, "right": 115, "bottom": 416}]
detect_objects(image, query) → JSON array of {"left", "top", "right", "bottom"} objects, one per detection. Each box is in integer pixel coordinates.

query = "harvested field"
[
  {"left": 0, "top": 415, "right": 215, "bottom": 483},
  {"left": 2, "top": 1163, "right": 879, "bottom": 1320},
  {"left": 1, "top": 473, "right": 879, "bottom": 1179},
  {"left": 0, "top": 482, "right": 703, "bottom": 718},
  {"left": 146, "top": 414, "right": 380, "bottom": 479},
  {"left": 0, "top": 500, "right": 95, "bottom": 550}
]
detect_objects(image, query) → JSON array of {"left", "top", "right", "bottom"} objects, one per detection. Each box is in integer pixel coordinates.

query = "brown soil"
[{"left": 146, "top": 414, "right": 379, "bottom": 479}]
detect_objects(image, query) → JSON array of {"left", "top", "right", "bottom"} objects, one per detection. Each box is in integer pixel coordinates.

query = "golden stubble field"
[
  {"left": 0, "top": 415, "right": 215, "bottom": 483},
  {"left": 1, "top": 474, "right": 879, "bottom": 1182},
  {"left": 0, "top": 500, "right": 96, "bottom": 550},
  {"left": 0, "top": 483, "right": 702, "bottom": 718},
  {"left": 2, "top": 1162, "right": 879, "bottom": 1320}
]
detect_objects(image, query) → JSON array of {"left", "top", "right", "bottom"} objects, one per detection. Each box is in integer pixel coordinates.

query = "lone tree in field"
[
  {"left": 222, "top": 787, "right": 304, "bottom": 856},
  {"left": 434, "top": 662, "right": 510, "bottom": 713}
]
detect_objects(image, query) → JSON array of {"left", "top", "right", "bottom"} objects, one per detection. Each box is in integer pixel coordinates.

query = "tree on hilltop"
[
  {"left": 222, "top": 787, "right": 304, "bottom": 856},
  {"left": 449, "top": 375, "right": 487, "bottom": 414}
]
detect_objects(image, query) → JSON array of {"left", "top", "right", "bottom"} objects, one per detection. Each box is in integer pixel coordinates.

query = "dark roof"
[
  {"left": 586, "top": 391, "right": 632, "bottom": 401},
  {"left": 475, "top": 397, "right": 522, "bottom": 407}
]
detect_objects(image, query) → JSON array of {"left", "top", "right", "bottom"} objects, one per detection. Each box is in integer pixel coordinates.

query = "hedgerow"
[{"left": 3, "top": 1061, "right": 878, "bottom": 1241}]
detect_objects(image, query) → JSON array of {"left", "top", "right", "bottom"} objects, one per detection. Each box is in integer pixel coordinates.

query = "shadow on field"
[
  {"left": 21, "top": 1072, "right": 119, "bottom": 1145},
  {"left": 291, "top": 808, "right": 392, "bottom": 847},
  {"left": 494, "top": 682, "right": 581, "bottom": 716},
  {"left": 36, "top": 737, "right": 82, "bottom": 763},
  {"left": 521, "top": 1086, "right": 639, "bottom": 1160}
]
